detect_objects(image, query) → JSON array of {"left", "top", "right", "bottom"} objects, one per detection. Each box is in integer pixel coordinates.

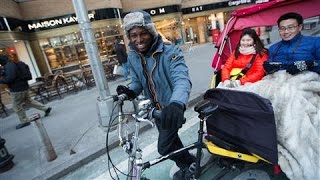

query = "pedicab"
[
  {"left": 210, "top": 0, "right": 320, "bottom": 88},
  {"left": 207, "top": 0, "right": 320, "bottom": 179}
]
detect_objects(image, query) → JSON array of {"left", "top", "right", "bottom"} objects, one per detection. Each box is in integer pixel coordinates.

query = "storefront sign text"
[
  {"left": 28, "top": 14, "right": 95, "bottom": 30},
  {"left": 228, "top": 0, "right": 252, "bottom": 6},
  {"left": 142, "top": 5, "right": 181, "bottom": 16},
  {"left": 192, "top": 6, "right": 203, "bottom": 12},
  {"left": 149, "top": 8, "right": 166, "bottom": 15},
  {"left": 3, "top": 8, "right": 121, "bottom": 32}
]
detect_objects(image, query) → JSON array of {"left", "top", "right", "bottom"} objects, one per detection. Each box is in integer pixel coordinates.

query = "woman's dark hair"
[
  {"left": 277, "top": 12, "right": 303, "bottom": 26},
  {"left": 234, "top": 28, "right": 267, "bottom": 59}
]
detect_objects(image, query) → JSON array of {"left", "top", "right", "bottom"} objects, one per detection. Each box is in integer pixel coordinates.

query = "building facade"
[{"left": 0, "top": 0, "right": 271, "bottom": 79}]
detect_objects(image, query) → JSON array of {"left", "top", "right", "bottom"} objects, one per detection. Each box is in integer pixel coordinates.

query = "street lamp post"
[{"left": 72, "top": 0, "right": 115, "bottom": 127}]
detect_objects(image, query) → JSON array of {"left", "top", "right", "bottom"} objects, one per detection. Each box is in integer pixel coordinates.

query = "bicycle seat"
[{"left": 194, "top": 100, "right": 218, "bottom": 119}]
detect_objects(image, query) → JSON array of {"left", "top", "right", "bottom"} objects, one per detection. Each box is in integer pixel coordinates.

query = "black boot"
[
  {"left": 173, "top": 163, "right": 196, "bottom": 180},
  {"left": 44, "top": 107, "right": 52, "bottom": 116}
]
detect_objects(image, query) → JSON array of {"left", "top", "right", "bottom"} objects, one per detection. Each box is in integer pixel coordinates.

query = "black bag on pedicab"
[{"left": 203, "top": 88, "right": 278, "bottom": 164}]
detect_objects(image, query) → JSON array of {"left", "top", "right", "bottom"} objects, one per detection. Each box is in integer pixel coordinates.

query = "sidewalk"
[{"left": 0, "top": 43, "right": 216, "bottom": 180}]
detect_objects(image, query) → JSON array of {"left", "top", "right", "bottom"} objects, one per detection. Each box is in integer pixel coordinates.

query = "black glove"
[
  {"left": 286, "top": 61, "right": 314, "bottom": 75},
  {"left": 263, "top": 61, "right": 282, "bottom": 74},
  {"left": 160, "top": 102, "right": 186, "bottom": 130},
  {"left": 116, "top": 85, "right": 136, "bottom": 100}
]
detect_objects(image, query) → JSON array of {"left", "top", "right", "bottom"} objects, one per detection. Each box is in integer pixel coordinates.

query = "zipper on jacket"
[{"left": 140, "top": 54, "right": 161, "bottom": 110}]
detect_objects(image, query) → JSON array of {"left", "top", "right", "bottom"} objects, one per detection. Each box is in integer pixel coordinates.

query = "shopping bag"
[{"left": 113, "top": 64, "right": 123, "bottom": 75}]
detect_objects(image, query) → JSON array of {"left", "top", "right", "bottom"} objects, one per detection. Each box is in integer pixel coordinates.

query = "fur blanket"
[{"left": 220, "top": 71, "right": 320, "bottom": 180}]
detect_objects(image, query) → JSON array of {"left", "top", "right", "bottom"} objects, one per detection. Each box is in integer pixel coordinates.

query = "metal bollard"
[
  {"left": 0, "top": 137, "right": 14, "bottom": 173},
  {"left": 30, "top": 114, "right": 57, "bottom": 162}
]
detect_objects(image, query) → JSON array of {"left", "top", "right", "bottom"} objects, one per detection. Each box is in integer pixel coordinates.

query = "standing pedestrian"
[
  {"left": 0, "top": 55, "right": 52, "bottom": 129},
  {"left": 116, "top": 10, "right": 195, "bottom": 179},
  {"left": 114, "top": 38, "right": 129, "bottom": 81}
]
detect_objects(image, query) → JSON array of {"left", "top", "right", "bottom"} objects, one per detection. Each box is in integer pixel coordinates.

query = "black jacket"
[
  {"left": 115, "top": 43, "right": 128, "bottom": 64},
  {"left": 0, "top": 56, "right": 29, "bottom": 92}
]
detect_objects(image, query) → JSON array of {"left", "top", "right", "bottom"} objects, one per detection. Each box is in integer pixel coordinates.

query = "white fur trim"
[{"left": 220, "top": 71, "right": 320, "bottom": 180}]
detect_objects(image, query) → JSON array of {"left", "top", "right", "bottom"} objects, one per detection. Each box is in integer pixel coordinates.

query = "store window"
[
  {"left": 183, "top": 16, "right": 210, "bottom": 44},
  {"left": 39, "top": 24, "right": 122, "bottom": 72},
  {"left": 155, "top": 18, "right": 183, "bottom": 45}
]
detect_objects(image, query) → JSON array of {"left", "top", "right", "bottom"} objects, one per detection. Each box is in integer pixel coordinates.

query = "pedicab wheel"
[{"left": 228, "top": 162, "right": 282, "bottom": 180}]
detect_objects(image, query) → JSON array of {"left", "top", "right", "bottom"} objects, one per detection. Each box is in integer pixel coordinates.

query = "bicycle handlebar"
[{"left": 133, "top": 108, "right": 161, "bottom": 127}]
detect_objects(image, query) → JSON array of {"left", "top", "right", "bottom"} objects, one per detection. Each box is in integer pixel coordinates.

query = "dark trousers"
[{"left": 155, "top": 119, "right": 195, "bottom": 169}]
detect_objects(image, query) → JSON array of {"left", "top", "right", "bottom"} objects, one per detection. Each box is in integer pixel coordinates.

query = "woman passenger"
[{"left": 219, "top": 28, "right": 268, "bottom": 88}]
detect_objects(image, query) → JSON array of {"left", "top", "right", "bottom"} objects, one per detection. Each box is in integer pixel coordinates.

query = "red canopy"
[{"left": 212, "top": 0, "right": 320, "bottom": 71}]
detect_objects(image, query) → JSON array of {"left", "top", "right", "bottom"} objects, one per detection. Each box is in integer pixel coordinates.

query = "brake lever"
[{"left": 132, "top": 113, "right": 154, "bottom": 127}]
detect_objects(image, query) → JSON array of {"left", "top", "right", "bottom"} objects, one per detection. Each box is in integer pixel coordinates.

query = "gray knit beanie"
[{"left": 123, "top": 10, "right": 158, "bottom": 38}]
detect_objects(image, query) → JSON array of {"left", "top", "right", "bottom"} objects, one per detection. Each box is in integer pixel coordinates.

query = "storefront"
[
  {"left": 27, "top": 8, "right": 124, "bottom": 74},
  {"left": 0, "top": 8, "right": 124, "bottom": 76},
  {"left": 181, "top": 0, "right": 272, "bottom": 44}
]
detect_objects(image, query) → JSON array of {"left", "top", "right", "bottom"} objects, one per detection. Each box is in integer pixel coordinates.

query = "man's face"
[
  {"left": 278, "top": 18, "right": 302, "bottom": 41},
  {"left": 129, "top": 26, "right": 153, "bottom": 54}
]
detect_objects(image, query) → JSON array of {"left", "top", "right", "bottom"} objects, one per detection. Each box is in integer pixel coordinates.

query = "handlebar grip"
[{"left": 113, "top": 94, "right": 128, "bottom": 102}]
